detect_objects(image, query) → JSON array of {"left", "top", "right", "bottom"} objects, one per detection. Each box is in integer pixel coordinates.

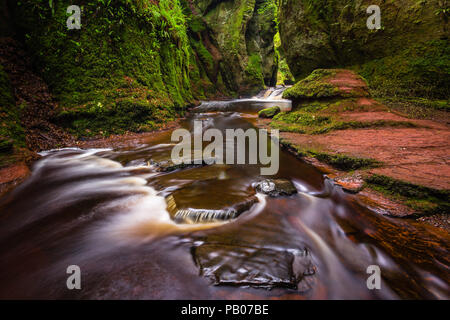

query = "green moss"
[
  {"left": 56, "top": 95, "right": 177, "bottom": 137},
  {"left": 189, "top": 15, "right": 206, "bottom": 33},
  {"left": 310, "top": 151, "right": 382, "bottom": 171},
  {"left": 258, "top": 106, "right": 280, "bottom": 118},
  {"left": 279, "top": 0, "right": 448, "bottom": 104},
  {"left": 365, "top": 174, "right": 450, "bottom": 215},
  {"left": 276, "top": 56, "right": 295, "bottom": 85},
  {"left": 190, "top": 38, "right": 214, "bottom": 75},
  {"left": 199, "top": 0, "right": 276, "bottom": 93},
  {"left": 10, "top": 0, "right": 218, "bottom": 137},
  {"left": 274, "top": 29, "right": 294, "bottom": 86},
  {"left": 272, "top": 110, "right": 331, "bottom": 128},
  {"left": 358, "top": 40, "right": 450, "bottom": 100},
  {"left": 282, "top": 69, "right": 339, "bottom": 100},
  {"left": 0, "top": 64, "right": 25, "bottom": 152},
  {"left": 375, "top": 96, "right": 449, "bottom": 120},
  {"left": 312, "top": 120, "right": 421, "bottom": 134},
  {"left": 271, "top": 106, "right": 419, "bottom": 134},
  {"left": 244, "top": 53, "right": 265, "bottom": 88},
  {"left": 281, "top": 139, "right": 382, "bottom": 171},
  {"left": 283, "top": 68, "right": 371, "bottom": 101}
]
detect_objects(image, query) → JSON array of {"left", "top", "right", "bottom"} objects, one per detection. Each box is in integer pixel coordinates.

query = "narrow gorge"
[{"left": 0, "top": 0, "right": 448, "bottom": 300}]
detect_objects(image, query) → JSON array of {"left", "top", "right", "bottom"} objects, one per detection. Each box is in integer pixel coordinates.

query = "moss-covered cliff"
[
  {"left": 189, "top": 0, "right": 278, "bottom": 94},
  {"left": 4, "top": 0, "right": 218, "bottom": 137},
  {"left": 1, "top": 0, "right": 278, "bottom": 139},
  {"left": 278, "top": 0, "right": 449, "bottom": 99}
]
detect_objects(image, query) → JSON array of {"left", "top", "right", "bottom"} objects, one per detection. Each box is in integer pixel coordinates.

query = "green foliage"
[
  {"left": 0, "top": 64, "right": 25, "bottom": 152},
  {"left": 11, "top": 0, "right": 217, "bottom": 137},
  {"left": 375, "top": 96, "right": 449, "bottom": 120}
]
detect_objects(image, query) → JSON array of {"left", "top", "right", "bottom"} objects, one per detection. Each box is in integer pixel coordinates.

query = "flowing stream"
[{"left": 0, "top": 89, "right": 448, "bottom": 299}]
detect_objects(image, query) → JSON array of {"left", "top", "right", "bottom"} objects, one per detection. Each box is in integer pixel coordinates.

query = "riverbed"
[{"left": 0, "top": 98, "right": 448, "bottom": 299}]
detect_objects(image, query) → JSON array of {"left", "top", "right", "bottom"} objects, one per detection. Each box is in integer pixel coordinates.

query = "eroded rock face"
[
  {"left": 253, "top": 178, "right": 297, "bottom": 197},
  {"left": 192, "top": 244, "right": 316, "bottom": 290},
  {"left": 190, "top": 0, "right": 278, "bottom": 94},
  {"left": 278, "top": 0, "right": 446, "bottom": 79}
]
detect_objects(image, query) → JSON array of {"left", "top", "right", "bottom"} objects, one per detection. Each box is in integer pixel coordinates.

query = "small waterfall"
[
  {"left": 194, "top": 86, "right": 292, "bottom": 113},
  {"left": 165, "top": 194, "right": 255, "bottom": 224},
  {"left": 174, "top": 208, "right": 237, "bottom": 224}
]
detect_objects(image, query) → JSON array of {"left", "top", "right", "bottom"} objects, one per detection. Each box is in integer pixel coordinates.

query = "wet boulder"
[
  {"left": 282, "top": 69, "right": 369, "bottom": 103},
  {"left": 333, "top": 175, "right": 364, "bottom": 194},
  {"left": 258, "top": 106, "right": 280, "bottom": 119},
  {"left": 192, "top": 244, "right": 316, "bottom": 290},
  {"left": 253, "top": 179, "right": 297, "bottom": 197},
  {"left": 151, "top": 157, "right": 215, "bottom": 172}
]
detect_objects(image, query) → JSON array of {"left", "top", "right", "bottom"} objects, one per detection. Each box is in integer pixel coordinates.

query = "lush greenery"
[
  {"left": 358, "top": 40, "right": 450, "bottom": 100},
  {"left": 278, "top": 0, "right": 449, "bottom": 103},
  {"left": 0, "top": 64, "right": 25, "bottom": 151},
  {"left": 9, "top": 0, "right": 220, "bottom": 137}
]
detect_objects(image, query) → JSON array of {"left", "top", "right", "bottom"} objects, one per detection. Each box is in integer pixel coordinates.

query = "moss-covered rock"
[
  {"left": 283, "top": 69, "right": 369, "bottom": 101},
  {"left": 278, "top": 0, "right": 449, "bottom": 99},
  {"left": 258, "top": 105, "right": 280, "bottom": 118}
]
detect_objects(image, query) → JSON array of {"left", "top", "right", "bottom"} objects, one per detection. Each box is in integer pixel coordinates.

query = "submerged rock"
[
  {"left": 192, "top": 244, "right": 316, "bottom": 290},
  {"left": 333, "top": 175, "right": 364, "bottom": 194},
  {"left": 253, "top": 179, "right": 297, "bottom": 197},
  {"left": 166, "top": 195, "right": 257, "bottom": 224},
  {"left": 258, "top": 106, "right": 280, "bottom": 118},
  {"left": 151, "top": 157, "right": 215, "bottom": 172}
]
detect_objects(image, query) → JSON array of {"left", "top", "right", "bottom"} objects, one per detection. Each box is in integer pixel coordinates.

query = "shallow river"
[{"left": 0, "top": 98, "right": 448, "bottom": 299}]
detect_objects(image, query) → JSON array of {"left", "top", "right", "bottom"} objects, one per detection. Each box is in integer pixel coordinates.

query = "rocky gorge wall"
[
  {"left": 278, "top": 0, "right": 449, "bottom": 99},
  {"left": 188, "top": 0, "right": 278, "bottom": 94},
  {"left": 0, "top": 0, "right": 278, "bottom": 143}
]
